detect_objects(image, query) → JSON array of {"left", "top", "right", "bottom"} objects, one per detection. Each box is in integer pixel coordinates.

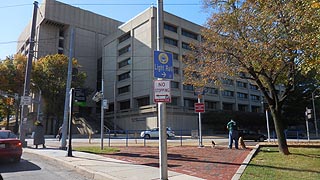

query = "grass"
[
  {"left": 73, "top": 146, "right": 120, "bottom": 154},
  {"left": 241, "top": 147, "right": 320, "bottom": 180}
]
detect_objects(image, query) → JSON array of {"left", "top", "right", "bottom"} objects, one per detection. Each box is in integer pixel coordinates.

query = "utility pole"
[
  {"left": 157, "top": 1, "right": 168, "bottom": 180},
  {"left": 61, "top": 27, "right": 75, "bottom": 149},
  {"left": 19, "top": 1, "right": 38, "bottom": 147}
]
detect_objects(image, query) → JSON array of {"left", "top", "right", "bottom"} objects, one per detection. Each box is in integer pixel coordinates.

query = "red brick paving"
[{"left": 103, "top": 146, "right": 251, "bottom": 180}]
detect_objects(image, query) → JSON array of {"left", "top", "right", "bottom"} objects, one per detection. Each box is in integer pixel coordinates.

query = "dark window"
[
  {"left": 118, "top": 58, "right": 131, "bottom": 68},
  {"left": 174, "top": 67, "right": 179, "bottom": 74},
  {"left": 251, "top": 106, "right": 260, "bottom": 113},
  {"left": 119, "top": 100, "right": 130, "bottom": 110},
  {"left": 170, "top": 97, "right": 178, "bottom": 106},
  {"left": 236, "top": 81, "right": 247, "bottom": 88},
  {"left": 223, "top": 103, "right": 233, "bottom": 110},
  {"left": 183, "top": 84, "right": 194, "bottom": 91},
  {"left": 251, "top": 95, "right": 260, "bottom": 101},
  {"left": 238, "top": 104, "right": 248, "bottom": 112},
  {"left": 182, "top": 42, "right": 192, "bottom": 50},
  {"left": 181, "top": 29, "right": 198, "bottom": 40},
  {"left": 250, "top": 84, "right": 259, "bottom": 90},
  {"left": 118, "top": 85, "right": 130, "bottom": 94},
  {"left": 184, "top": 98, "right": 197, "bottom": 107},
  {"left": 222, "top": 90, "right": 234, "bottom": 97},
  {"left": 59, "top": 29, "right": 64, "bottom": 37},
  {"left": 164, "top": 23, "right": 177, "bottom": 33},
  {"left": 118, "top": 45, "right": 131, "bottom": 56},
  {"left": 137, "top": 97, "right": 149, "bottom": 107},
  {"left": 237, "top": 92, "right": 248, "bottom": 99},
  {"left": 205, "top": 101, "right": 217, "bottom": 109},
  {"left": 171, "top": 81, "right": 179, "bottom": 89},
  {"left": 58, "top": 39, "right": 64, "bottom": 48},
  {"left": 206, "top": 87, "right": 218, "bottom": 95},
  {"left": 118, "top": 32, "right": 131, "bottom": 43},
  {"left": 164, "top": 37, "right": 178, "bottom": 47},
  {"left": 118, "top": 72, "right": 130, "bottom": 81},
  {"left": 58, "top": 49, "right": 63, "bottom": 54},
  {"left": 222, "top": 79, "right": 234, "bottom": 86}
]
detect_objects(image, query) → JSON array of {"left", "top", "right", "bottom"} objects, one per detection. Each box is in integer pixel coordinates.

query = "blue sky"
[{"left": 0, "top": 0, "right": 209, "bottom": 60}]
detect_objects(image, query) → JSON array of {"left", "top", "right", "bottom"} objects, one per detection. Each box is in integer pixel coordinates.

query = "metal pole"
[
  {"left": 20, "top": 1, "right": 38, "bottom": 147},
  {"left": 101, "top": 79, "right": 104, "bottom": 150},
  {"left": 157, "top": 1, "right": 168, "bottom": 179},
  {"left": 265, "top": 109, "right": 270, "bottom": 142},
  {"left": 114, "top": 81, "right": 117, "bottom": 136},
  {"left": 67, "top": 88, "right": 74, "bottom": 157},
  {"left": 198, "top": 96, "right": 203, "bottom": 147},
  {"left": 312, "top": 91, "right": 318, "bottom": 137},
  {"left": 61, "top": 27, "right": 74, "bottom": 149}
]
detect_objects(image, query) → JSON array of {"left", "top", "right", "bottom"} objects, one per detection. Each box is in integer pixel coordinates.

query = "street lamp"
[
  {"left": 261, "top": 98, "right": 270, "bottom": 142},
  {"left": 312, "top": 88, "right": 319, "bottom": 137},
  {"left": 31, "top": 83, "right": 41, "bottom": 121}
]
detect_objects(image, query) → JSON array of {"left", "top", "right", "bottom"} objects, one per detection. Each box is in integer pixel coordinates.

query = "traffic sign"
[
  {"left": 154, "top": 80, "right": 171, "bottom": 103},
  {"left": 74, "top": 88, "right": 86, "bottom": 106},
  {"left": 20, "top": 96, "right": 32, "bottom": 105},
  {"left": 195, "top": 103, "right": 205, "bottom": 113},
  {"left": 154, "top": 51, "right": 173, "bottom": 79}
]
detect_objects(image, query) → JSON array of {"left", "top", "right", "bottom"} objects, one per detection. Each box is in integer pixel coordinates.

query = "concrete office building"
[
  {"left": 102, "top": 7, "right": 264, "bottom": 131},
  {"left": 16, "top": 0, "right": 122, "bottom": 133}
]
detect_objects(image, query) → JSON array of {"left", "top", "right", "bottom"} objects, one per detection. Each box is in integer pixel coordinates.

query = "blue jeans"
[{"left": 228, "top": 130, "right": 239, "bottom": 149}]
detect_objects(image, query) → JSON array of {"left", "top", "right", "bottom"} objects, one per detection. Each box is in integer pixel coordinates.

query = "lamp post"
[
  {"left": 312, "top": 88, "right": 319, "bottom": 137},
  {"left": 261, "top": 99, "right": 270, "bottom": 142},
  {"left": 31, "top": 83, "right": 41, "bottom": 121}
]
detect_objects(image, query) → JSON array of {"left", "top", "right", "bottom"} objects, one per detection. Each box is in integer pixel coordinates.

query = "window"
[
  {"left": 119, "top": 100, "right": 130, "bottom": 110},
  {"left": 251, "top": 106, "right": 260, "bottom": 113},
  {"left": 222, "top": 90, "right": 234, "bottom": 97},
  {"left": 164, "top": 23, "right": 177, "bottom": 33},
  {"left": 223, "top": 103, "right": 233, "bottom": 110},
  {"left": 205, "top": 101, "right": 217, "bottom": 109},
  {"left": 183, "top": 84, "right": 194, "bottom": 91},
  {"left": 118, "top": 58, "right": 131, "bottom": 68},
  {"left": 206, "top": 87, "right": 218, "bottom": 95},
  {"left": 251, "top": 95, "right": 260, "bottom": 101},
  {"left": 184, "top": 99, "right": 197, "bottom": 108},
  {"left": 222, "top": 79, "right": 234, "bottom": 86},
  {"left": 174, "top": 67, "right": 179, "bottom": 74},
  {"left": 171, "top": 81, "right": 179, "bottom": 89},
  {"left": 181, "top": 29, "right": 198, "bottom": 40},
  {"left": 118, "top": 72, "right": 130, "bottom": 81},
  {"left": 238, "top": 104, "right": 248, "bottom": 112},
  {"left": 164, "top": 37, "right": 178, "bottom": 47},
  {"left": 137, "top": 97, "right": 149, "bottom": 107},
  {"left": 118, "top": 45, "right": 131, "bottom": 56},
  {"left": 170, "top": 97, "right": 178, "bottom": 106},
  {"left": 172, "top": 53, "right": 179, "bottom": 60},
  {"left": 182, "top": 42, "right": 192, "bottom": 50},
  {"left": 236, "top": 81, "right": 247, "bottom": 88},
  {"left": 118, "top": 32, "right": 131, "bottom": 43},
  {"left": 250, "top": 84, "right": 259, "bottom": 90},
  {"left": 118, "top": 85, "right": 130, "bottom": 94},
  {"left": 237, "top": 92, "right": 248, "bottom": 99}
]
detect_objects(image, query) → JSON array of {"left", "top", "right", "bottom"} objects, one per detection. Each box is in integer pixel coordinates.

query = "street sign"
[
  {"left": 195, "top": 103, "right": 205, "bottom": 113},
  {"left": 20, "top": 96, "right": 32, "bottom": 105},
  {"left": 154, "top": 51, "right": 173, "bottom": 79},
  {"left": 74, "top": 88, "right": 86, "bottom": 106},
  {"left": 102, "top": 99, "right": 109, "bottom": 109},
  {"left": 154, "top": 80, "right": 171, "bottom": 103}
]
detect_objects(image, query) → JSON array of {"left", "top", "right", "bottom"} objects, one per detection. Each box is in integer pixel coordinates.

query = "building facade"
[{"left": 102, "top": 7, "right": 264, "bottom": 132}]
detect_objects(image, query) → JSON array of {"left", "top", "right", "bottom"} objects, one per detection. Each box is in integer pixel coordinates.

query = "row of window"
[
  {"left": 164, "top": 23, "right": 198, "bottom": 40},
  {"left": 164, "top": 37, "right": 192, "bottom": 50}
]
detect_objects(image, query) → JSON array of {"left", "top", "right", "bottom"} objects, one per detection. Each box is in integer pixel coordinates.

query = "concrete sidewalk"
[{"left": 23, "top": 147, "right": 204, "bottom": 180}]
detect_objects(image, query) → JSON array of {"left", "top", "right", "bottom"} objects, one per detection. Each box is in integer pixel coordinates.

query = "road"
[{"left": 0, "top": 152, "right": 92, "bottom": 180}]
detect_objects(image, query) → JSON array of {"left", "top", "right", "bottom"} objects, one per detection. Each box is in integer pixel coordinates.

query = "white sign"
[
  {"left": 20, "top": 96, "right": 32, "bottom": 105},
  {"left": 102, "top": 99, "right": 108, "bottom": 109},
  {"left": 154, "top": 80, "right": 171, "bottom": 103}
]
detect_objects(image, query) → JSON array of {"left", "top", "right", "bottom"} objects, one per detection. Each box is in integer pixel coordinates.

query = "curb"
[{"left": 231, "top": 144, "right": 260, "bottom": 180}]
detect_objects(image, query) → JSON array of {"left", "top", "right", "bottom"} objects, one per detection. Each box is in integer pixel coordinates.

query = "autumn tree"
[
  {"left": 32, "top": 54, "right": 86, "bottom": 125},
  {"left": 183, "top": 0, "right": 320, "bottom": 154}
]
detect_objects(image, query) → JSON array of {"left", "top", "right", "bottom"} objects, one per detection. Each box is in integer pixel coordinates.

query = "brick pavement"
[{"left": 102, "top": 146, "right": 251, "bottom": 180}]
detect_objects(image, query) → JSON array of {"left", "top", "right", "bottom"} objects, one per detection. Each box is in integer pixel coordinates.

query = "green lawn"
[
  {"left": 241, "top": 147, "right": 320, "bottom": 180},
  {"left": 73, "top": 146, "right": 120, "bottom": 154}
]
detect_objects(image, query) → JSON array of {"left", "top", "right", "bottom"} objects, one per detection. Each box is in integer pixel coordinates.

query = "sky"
[{"left": 0, "top": 0, "right": 210, "bottom": 60}]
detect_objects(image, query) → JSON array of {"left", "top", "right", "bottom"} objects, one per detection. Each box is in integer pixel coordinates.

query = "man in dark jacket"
[{"left": 227, "top": 119, "right": 239, "bottom": 149}]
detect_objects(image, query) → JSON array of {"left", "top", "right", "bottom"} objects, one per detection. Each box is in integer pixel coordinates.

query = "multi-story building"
[
  {"left": 17, "top": 0, "right": 265, "bottom": 133},
  {"left": 102, "top": 7, "right": 264, "bottom": 131}
]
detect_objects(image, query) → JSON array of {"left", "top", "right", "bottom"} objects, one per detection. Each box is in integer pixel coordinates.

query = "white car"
[{"left": 140, "top": 127, "right": 175, "bottom": 139}]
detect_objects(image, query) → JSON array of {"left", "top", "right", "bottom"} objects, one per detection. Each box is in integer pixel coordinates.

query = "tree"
[
  {"left": 183, "top": 0, "right": 320, "bottom": 154},
  {"left": 32, "top": 54, "right": 86, "bottom": 126}
]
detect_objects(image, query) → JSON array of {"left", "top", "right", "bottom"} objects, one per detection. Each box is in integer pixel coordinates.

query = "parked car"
[
  {"left": 0, "top": 130, "right": 22, "bottom": 163},
  {"left": 238, "top": 129, "right": 267, "bottom": 142},
  {"left": 140, "top": 127, "right": 175, "bottom": 139}
]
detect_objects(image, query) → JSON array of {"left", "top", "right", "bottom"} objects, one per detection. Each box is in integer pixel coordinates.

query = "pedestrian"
[
  {"left": 33, "top": 121, "right": 46, "bottom": 149},
  {"left": 57, "top": 125, "right": 62, "bottom": 141},
  {"left": 227, "top": 119, "right": 239, "bottom": 149}
]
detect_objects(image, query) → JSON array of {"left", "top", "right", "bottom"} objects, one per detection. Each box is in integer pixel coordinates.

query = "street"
[{"left": 0, "top": 152, "right": 92, "bottom": 180}]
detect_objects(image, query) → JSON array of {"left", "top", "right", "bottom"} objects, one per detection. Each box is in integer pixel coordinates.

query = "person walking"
[
  {"left": 227, "top": 119, "right": 239, "bottom": 149},
  {"left": 33, "top": 121, "right": 46, "bottom": 149}
]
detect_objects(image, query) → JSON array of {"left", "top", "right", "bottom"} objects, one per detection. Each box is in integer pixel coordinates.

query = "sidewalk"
[{"left": 23, "top": 138, "right": 257, "bottom": 180}]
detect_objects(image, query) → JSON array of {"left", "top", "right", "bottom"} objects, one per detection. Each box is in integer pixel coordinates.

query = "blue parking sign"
[{"left": 154, "top": 51, "right": 173, "bottom": 79}]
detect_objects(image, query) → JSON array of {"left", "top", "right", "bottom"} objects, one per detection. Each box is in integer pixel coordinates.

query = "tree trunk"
[{"left": 270, "top": 107, "right": 290, "bottom": 155}]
